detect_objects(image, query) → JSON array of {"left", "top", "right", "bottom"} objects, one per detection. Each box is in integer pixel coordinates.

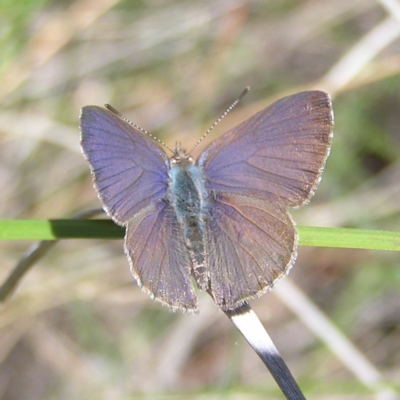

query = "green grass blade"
[
  {"left": 299, "top": 226, "right": 400, "bottom": 251},
  {"left": 0, "top": 219, "right": 124, "bottom": 240},
  {"left": 0, "top": 220, "right": 399, "bottom": 251}
]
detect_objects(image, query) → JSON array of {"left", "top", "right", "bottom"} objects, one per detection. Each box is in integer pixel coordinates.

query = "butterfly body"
[
  {"left": 80, "top": 90, "right": 333, "bottom": 313},
  {"left": 167, "top": 152, "right": 210, "bottom": 290}
]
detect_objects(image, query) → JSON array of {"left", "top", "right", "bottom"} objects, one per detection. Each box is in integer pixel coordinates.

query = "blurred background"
[{"left": 1, "top": 0, "right": 400, "bottom": 399}]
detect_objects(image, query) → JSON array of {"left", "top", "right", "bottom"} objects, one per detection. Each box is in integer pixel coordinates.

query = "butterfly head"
[{"left": 170, "top": 142, "right": 194, "bottom": 166}]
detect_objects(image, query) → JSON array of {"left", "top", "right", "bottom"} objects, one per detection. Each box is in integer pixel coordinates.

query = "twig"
[{"left": 224, "top": 302, "right": 306, "bottom": 400}]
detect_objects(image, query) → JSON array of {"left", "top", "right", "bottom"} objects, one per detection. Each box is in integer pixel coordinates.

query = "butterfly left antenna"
[
  {"left": 188, "top": 86, "right": 250, "bottom": 155},
  {"left": 105, "top": 104, "right": 174, "bottom": 153}
]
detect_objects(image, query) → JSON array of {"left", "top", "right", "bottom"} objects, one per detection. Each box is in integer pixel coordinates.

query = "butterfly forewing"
[
  {"left": 206, "top": 193, "right": 297, "bottom": 310},
  {"left": 198, "top": 91, "right": 333, "bottom": 208},
  {"left": 80, "top": 106, "right": 170, "bottom": 224},
  {"left": 125, "top": 200, "right": 198, "bottom": 313}
]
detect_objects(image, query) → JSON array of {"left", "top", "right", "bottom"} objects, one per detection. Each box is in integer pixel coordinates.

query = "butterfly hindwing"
[
  {"left": 125, "top": 200, "right": 198, "bottom": 313},
  {"left": 80, "top": 106, "right": 170, "bottom": 224},
  {"left": 198, "top": 91, "right": 333, "bottom": 208},
  {"left": 206, "top": 192, "right": 297, "bottom": 310}
]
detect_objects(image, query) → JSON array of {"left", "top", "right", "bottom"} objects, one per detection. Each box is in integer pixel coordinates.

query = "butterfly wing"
[
  {"left": 198, "top": 91, "right": 333, "bottom": 207},
  {"left": 207, "top": 193, "right": 296, "bottom": 310},
  {"left": 80, "top": 106, "right": 170, "bottom": 224},
  {"left": 125, "top": 200, "right": 198, "bottom": 313}
]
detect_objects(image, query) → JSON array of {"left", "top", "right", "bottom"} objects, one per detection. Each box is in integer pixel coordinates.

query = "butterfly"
[{"left": 80, "top": 90, "right": 333, "bottom": 313}]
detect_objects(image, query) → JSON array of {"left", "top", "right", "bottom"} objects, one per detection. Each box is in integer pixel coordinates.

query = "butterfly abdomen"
[{"left": 168, "top": 161, "right": 210, "bottom": 290}]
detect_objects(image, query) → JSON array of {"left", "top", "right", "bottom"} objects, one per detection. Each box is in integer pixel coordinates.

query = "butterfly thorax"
[{"left": 167, "top": 153, "right": 210, "bottom": 290}]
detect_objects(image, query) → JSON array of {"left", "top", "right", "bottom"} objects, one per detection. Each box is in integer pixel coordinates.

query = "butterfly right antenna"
[{"left": 188, "top": 86, "right": 250, "bottom": 155}]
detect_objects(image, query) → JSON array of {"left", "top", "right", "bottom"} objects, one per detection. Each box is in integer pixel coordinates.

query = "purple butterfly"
[{"left": 80, "top": 91, "right": 333, "bottom": 313}]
